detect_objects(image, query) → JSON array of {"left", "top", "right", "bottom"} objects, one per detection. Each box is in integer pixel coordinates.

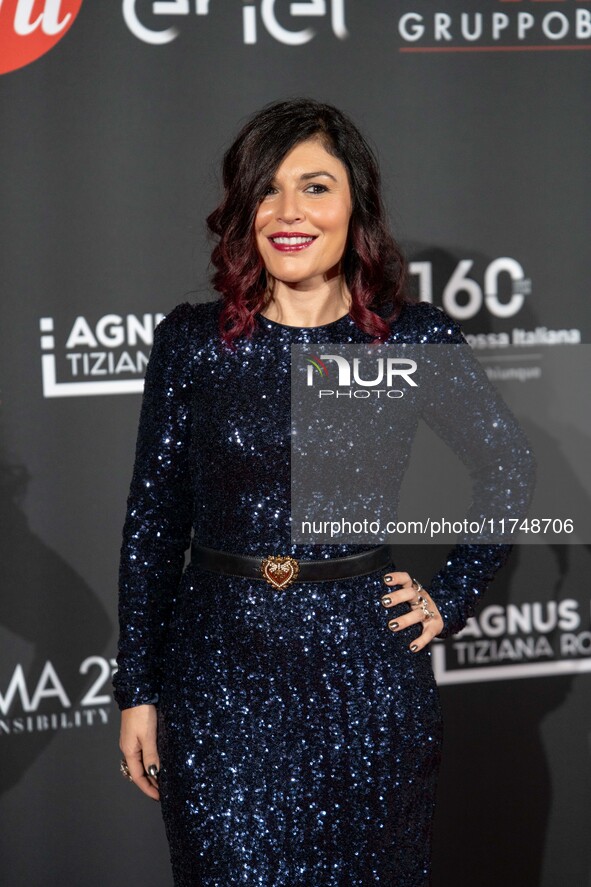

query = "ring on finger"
[
  {"left": 120, "top": 758, "right": 134, "bottom": 782},
  {"left": 410, "top": 578, "right": 424, "bottom": 608},
  {"left": 417, "top": 594, "right": 436, "bottom": 621}
]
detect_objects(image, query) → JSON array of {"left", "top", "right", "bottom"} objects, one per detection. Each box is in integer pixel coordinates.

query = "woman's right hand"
[{"left": 119, "top": 704, "right": 160, "bottom": 801}]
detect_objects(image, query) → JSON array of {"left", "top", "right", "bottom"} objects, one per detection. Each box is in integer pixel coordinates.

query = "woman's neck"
[{"left": 260, "top": 278, "right": 352, "bottom": 328}]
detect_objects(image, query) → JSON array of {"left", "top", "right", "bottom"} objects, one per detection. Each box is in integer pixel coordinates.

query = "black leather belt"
[{"left": 190, "top": 543, "right": 393, "bottom": 590}]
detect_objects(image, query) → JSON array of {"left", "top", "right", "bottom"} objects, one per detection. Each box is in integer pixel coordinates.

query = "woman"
[{"left": 113, "top": 98, "right": 533, "bottom": 886}]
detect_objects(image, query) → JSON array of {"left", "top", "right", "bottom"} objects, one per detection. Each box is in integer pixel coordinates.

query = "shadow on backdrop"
[{"left": 0, "top": 453, "right": 112, "bottom": 796}]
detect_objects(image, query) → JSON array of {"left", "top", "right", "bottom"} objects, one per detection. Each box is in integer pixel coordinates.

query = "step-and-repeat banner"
[{"left": 1, "top": 3, "right": 589, "bottom": 885}]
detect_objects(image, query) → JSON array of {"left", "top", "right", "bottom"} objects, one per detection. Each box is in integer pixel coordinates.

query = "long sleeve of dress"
[
  {"left": 417, "top": 305, "right": 536, "bottom": 638},
  {"left": 113, "top": 303, "right": 195, "bottom": 709}
]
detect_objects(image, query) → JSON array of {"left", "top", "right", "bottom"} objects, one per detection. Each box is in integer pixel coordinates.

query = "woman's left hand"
[{"left": 380, "top": 571, "right": 444, "bottom": 652}]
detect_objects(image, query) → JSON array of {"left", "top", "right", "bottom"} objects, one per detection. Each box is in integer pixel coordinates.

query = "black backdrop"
[{"left": 1, "top": 3, "right": 590, "bottom": 885}]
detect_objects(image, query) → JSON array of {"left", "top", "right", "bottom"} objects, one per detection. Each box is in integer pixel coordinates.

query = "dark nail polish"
[
  {"left": 388, "top": 621, "right": 399, "bottom": 631},
  {"left": 384, "top": 576, "right": 392, "bottom": 583},
  {"left": 410, "top": 644, "right": 418, "bottom": 652},
  {"left": 381, "top": 596, "right": 391, "bottom": 606}
]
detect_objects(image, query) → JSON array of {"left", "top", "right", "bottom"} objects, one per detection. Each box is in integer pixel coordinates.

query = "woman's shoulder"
[
  {"left": 389, "top": 300, "right": 467, "bottom": 344},
  {"left": 155, "top": 298, "right": 222, "bottom": 341}
]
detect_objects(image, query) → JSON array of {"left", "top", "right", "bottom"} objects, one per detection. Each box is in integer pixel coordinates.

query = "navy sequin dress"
[{"left": 113, "top": 299, "right": 533, "bottom": 886}]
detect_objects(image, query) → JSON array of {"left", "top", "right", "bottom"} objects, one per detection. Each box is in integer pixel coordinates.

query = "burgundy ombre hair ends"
[{"left": 206, "top": 98, "right": 409, "bottom": 348}]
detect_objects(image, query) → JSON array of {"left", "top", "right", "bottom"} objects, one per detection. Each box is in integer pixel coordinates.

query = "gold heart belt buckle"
[{"left": 260, "top": 555, "right": 300, "bottom": 590}]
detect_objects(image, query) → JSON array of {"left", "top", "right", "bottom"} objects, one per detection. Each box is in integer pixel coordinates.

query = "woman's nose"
[{"left": 276, "top": 190, "right": 304, "bottom": 224}]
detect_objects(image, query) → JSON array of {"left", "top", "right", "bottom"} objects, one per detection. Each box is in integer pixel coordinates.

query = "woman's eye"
[{"left": 305, "top": 183, "right": 328, "bottom": 194}]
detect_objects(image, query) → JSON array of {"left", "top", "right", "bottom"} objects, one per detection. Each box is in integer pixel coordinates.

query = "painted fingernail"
[
  {"left": 410, "top": 644, "right": 418, "bottom": 652},
  {"left": 381, "top": 596, "right": 392, "bottom": 607},
  {"left": 388, "top": 621, "right": 399, "bottom": 631},
  {"left": 384, "top": 576, "right": 393, "bottom": 583}
]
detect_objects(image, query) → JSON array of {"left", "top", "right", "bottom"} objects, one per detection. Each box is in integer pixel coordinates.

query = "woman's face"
[{"left": 254, "top": 138, "right": 353, "bottom": 291}]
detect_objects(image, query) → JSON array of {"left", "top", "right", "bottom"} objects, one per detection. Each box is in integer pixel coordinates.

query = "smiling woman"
[
  {"left": 254, "top": 140, "right": 353, "bottom": 320},
  {"left": 113, "top": 97, "right": 534, "bottom": 887},
  {"left": 205, "top": 97, "right": 409, "bottom": 343}
]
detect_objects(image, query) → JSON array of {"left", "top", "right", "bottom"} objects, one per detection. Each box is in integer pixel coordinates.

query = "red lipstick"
[{"left": 267, "top": 232, "right": 317, "bottom": 252}]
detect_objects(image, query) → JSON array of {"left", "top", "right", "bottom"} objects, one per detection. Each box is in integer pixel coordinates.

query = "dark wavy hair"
[{"left": 206, "top": 98, "right": 409, "bottom": 348}]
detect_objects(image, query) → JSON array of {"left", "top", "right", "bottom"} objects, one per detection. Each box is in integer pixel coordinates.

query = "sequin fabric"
[{"left": 113, "top": 299, "right": 534, "bottom": 886}]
